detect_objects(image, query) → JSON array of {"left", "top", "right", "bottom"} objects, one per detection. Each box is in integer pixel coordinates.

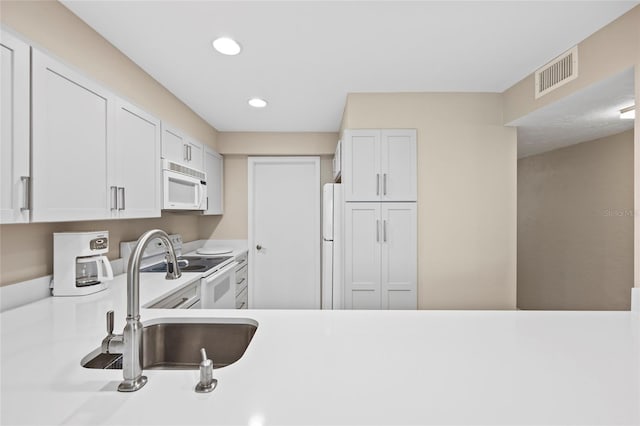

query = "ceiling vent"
[{"left": 534, "top": 46, "right": 578, "bottom": 99}]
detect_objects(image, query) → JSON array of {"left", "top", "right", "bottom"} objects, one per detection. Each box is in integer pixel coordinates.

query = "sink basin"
[{"left": 82, "top": 319, "right": 257, "bottom": 370}]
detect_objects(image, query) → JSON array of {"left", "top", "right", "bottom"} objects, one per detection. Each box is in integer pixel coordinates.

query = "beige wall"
[
  {"left": 343, "top": 93, "right": 517, "bottom": 310},
  {"left": 0, "top": 0, "right": 219, "bottom": 286},
  {"left": 503, "top": 6, "right": 639, "bottom": 125},
  {"left": 201, "top": 132, "right": 338, "bottom": 240},
  {"left": 502, "top": 5, "right": 639, "bottom": 289},
  {"left": 518, "top": 131, "right": 634, "bottom": 310},
  {"left": 0, "top": 214, "right": 201, "bottom": 285},
  {"left": 0, "top": 0, "right": 218, "bottom": 148}
]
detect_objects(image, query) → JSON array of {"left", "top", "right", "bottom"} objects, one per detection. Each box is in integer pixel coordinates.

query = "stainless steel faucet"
[{"left": 102, "top": 229, "right": 182, "bottom": 392}]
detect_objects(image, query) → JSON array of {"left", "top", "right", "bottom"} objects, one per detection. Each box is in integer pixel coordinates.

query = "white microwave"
[{"left": 161, "top": 159, "right": 207, "bottom": 211}]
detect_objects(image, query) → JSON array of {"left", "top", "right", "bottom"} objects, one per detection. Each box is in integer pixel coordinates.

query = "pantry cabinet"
[
  {"left": 203, "top": 147, "right": 223, "bottom": 215},
  {"left": 112, "top": 99, "right": 161, "bottom": 219},
  {"left": 161, "top": 125, "right": 204, "bottom": 170},
  {"left": 342, "top": 129, "right": 417, "bottom": 202},
  {"left": 31, "top": 48, "right": 114, "bottom": 222},
  {"left": 0, "top": 30, "right": 30, "bottom": 224},
  {"left": 31, "top": 48, "right": 161, "bottom": 222},
  {"left": 344, "top": 202, "right": 417, "bottom": 309}
]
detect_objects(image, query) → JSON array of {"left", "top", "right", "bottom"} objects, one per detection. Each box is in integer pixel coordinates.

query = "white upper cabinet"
[
  {"left": 161, "top": 126, "right": 185, "bottom": 163},
  {"left": 113, "top": 99, "right": 161, "bottom": 219},
  {"left": 344, "top": 202, "right": 417, "bottom": 310},
  {"left": 342, "top": 129, "right": 416, "bottom": 202},
  {"left": 203, "top": 147, "right": 223, "bottom": 215},
  {"left": 31, "top": 48, "right": 162, "bottom": 223},
  {"left": 186, "top": 139, "right": 204, "bottom": 170},
  {"left": 161, "top": 125, "right": 204, "bottom": 170},
  {"left": 1, "top": 30, "right": 30, "bottom": 224},
  {"left": 31, "top": 48, "right": 114, "bottom": 222},
  {"left": 342, "top": 130, "right": 380, "bottom": 201},
  {"left": 380, "top": 129, "right": 417, "bottom": 202}
]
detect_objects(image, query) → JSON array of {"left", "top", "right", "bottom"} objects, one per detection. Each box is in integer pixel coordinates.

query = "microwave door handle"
[{"left": 199, "top": 183, "right": 206, "bottom": 209}]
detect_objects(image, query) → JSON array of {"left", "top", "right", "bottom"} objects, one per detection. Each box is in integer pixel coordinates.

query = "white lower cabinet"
[
  {"left": 0, "top": 30, "right": 30, "bottom": 224},
  {"left": 344, "top": 202, "right": 417, "bottom": 309}
]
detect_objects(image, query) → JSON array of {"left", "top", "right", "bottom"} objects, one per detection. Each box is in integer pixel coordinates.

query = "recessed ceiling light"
[
  {"left": 248, "top": 98, "right": 268, "bottom": 108},
  {"left": 619, "top": 105, "right": 635, "bottom": 120},
  {"left": 212, "top": 37, "right": 241, "bottom": 55}
]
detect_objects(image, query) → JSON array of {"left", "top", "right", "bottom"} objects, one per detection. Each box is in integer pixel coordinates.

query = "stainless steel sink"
[{"left": 82, "top": 320, "right": 257, "bottom": 370}]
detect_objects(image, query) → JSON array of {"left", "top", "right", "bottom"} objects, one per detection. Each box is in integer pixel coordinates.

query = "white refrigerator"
[{"left": 322, "top": 183, "right": 343, "bottom": 309}]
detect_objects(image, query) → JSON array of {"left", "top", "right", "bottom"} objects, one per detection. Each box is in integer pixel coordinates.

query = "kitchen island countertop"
[{"left": 1, "top": 272, "right": 638, "bottom": 426}]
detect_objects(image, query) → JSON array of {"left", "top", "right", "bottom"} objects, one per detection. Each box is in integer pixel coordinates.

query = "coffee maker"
[{"left": 52, "top": 231, "right": 114, "bottom": 296}]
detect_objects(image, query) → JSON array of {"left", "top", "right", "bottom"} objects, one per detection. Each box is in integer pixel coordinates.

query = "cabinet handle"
[
  {"left": 188, "top": 145, "right": 192, "bottom": 161},
  {"left": 236, "top": 278, "right": 246, "bottom": 285},
  {"left": 376, "top": 220, "right": 380, "bottom": 242},
  {"left": 118, "top": 187, "right": 125, "bottom": 211},
  {"left": 383, "top": 174, "right": 387, "bottom": 196},
  {"left": 110, "top": 186, "right": 118, "bottom": 210},
  {"left": 383, "top": 220, "right": 387, "bottom": 242},
  {"left": 184, "top": 144, "right": 189, "bottom": 161},
  {"left": 20, "top": 176, "right": 30, "bottom": 212},
  {"left": 206, "top": 197, "right": 209, "bottom": 211},
  {"left": 376, "top": 174, "right": 380, "bottom": 196}
]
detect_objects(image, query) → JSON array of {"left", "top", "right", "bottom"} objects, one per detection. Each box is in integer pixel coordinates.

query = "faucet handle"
[{"left": 106, "top": 310, "right": 114, "bottom": 335}]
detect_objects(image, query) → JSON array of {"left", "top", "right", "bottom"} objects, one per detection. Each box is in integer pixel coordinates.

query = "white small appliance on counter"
[{"left": 51, "top": 231, "right": 114, "bottom": 296}]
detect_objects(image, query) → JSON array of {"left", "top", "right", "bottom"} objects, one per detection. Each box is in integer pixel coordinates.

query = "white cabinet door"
[
  {"left": 161, "top": 125, "right": 204, "bottom": 169},
  {"left": 344, "top": 202, "right": 382, "bottom": 309},
  {"left": 381, "top": 129, "right": 417, "bottom": 202},
  {"left": 114, "top": 99, "right": 161, "bottom": 219},
  {"left": 161, "top": 125, "right": 186, "bottom": 163},
  {"left": 0, "top": 30, "right": 30, "bottom": 223},
  {"left": 381, "top": 203, "right": 417, "bottom": 309},
  {"left": 342, "top": 130, "right": 381, "bottom": 202},
  {"left": 31, "top": 49, "right": 114, "bottom": 222},
  {"left": 203, "top": 147, "right": 223, "bottom": 215},
  {"left": 186, "top": 139, "right": 203, "bottom": 170}
]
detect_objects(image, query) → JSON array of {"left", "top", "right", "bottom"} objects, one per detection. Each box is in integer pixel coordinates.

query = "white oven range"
[{"left": 120, "top": 235, "right": 237, "bottom": 309}]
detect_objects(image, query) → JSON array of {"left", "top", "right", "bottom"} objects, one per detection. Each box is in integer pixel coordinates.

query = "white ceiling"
[
  {"left": 61, "top": 1, "right": 638, "bottom": 132},
  {"left": 511, "top": 68, "right": 635, "bottom": 158}
]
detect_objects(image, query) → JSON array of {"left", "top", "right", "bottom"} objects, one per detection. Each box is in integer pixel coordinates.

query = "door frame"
[{"left": 247, "top": 156, "right": 321, "bottom": 308}]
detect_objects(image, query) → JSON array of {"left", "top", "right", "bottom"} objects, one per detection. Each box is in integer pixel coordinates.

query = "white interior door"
[{"left": 249, "top": 157, "right": 321, "bottom": 309}]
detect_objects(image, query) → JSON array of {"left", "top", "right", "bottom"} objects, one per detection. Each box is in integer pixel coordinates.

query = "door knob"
[{"left": 256, "top": 245, "right": 262, "bottom": 250}]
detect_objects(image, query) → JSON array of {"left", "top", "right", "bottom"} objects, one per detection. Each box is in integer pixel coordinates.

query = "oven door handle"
[
  {"left": 202, "top": 261, "right": 239, "bottom": 283},
  {"left": 173, "top": 295, "right": 200, "bottom": 309}
]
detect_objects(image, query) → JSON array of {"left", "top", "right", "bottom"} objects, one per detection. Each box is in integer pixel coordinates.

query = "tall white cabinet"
[
  {"left": 342, "top": 129, "right": 417, "bottom": 202},
  {"left": 1, "top": 30, "right": 31, "bottom": 223},
  {"left": 342, "top": 129, "right": 417, "bottom": 310}
]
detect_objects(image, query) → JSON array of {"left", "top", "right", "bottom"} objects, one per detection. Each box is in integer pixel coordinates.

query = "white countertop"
[{"left": 1, "top": 271, "right": 639, "bottom": 425}]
